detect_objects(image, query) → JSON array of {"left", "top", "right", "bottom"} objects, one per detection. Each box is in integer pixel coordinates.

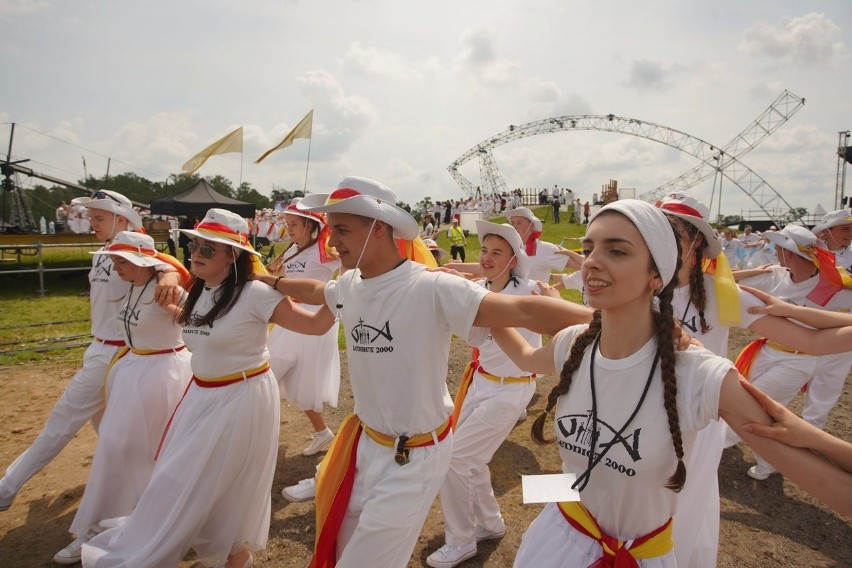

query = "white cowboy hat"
[
  {"left": 177, "top": 208, "right": 261, "bottom": 257},
  {"left": 811, "top": 208, "right": 852, "bottom": 237},
  {"left": 764, "top": 224, "right": 824, "bottom": 260},
  {"left": 658, "top": 191, "right": 722, "bottom": 258},
  {"left": 90, "top": 231, "right": 163, "bottom": 267},
  {"left": 73, "top": 189, "right": 143, "bottom": 230},
  {"left": 282, "top": 197, "right": 327, "bottom": 228},
  {"left": 504, "top": 207, "right": 543, "bottom": 233},
  {"left": 475, "top": 220, "right": 531, "bottom": 279},
  {"left": 297, "top": 176, "right": 419, "bottom": 240}
]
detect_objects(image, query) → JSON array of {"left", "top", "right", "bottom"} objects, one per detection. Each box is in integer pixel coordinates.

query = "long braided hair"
[
  {"left": 668, "top": 215, "right": 710, "bottom": 334},
  {"left": 532, "top": 212, "right": 688, "bottom": 492}
]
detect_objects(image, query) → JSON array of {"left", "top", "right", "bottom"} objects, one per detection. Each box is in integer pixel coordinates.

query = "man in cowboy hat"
[
  {"left": 727, "top": 224, "right": 852, "bottom": 480},
  {"left": 257, "top": 176, "right": 591, "bottom": 568},
  {"left": 0, "top": 190, "right": 184, "bottom": 518},
  {"left": 812, "top": 208, "right": 852, "bottom": 272}
]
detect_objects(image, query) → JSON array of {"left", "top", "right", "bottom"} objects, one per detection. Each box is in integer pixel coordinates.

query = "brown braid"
[
  {"left": 531, "top": 311, "right": 602, "bottom": 445},
  {"left": 667, "top": 215, "right": 710, "bottom": 334},
  {"left": 658, "top": 217, "right": 686, "bottom": 492}
]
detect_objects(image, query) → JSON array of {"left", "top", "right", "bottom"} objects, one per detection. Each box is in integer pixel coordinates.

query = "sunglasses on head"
[
  {"left": 187, "top": 241, "right": 217, "bottom": 259},
  {"left": 91, "top": 191, "right": 123, "bottom": 204}
]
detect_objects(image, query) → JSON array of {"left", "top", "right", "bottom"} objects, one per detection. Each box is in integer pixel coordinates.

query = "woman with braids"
[
  {"left": 489, "top": 199, "right": 851, "bottom": 567},
  {"left": 82, "top": 209, "right": 334, "bottom": 568},
  {"left": 267, "top": 200, "right": 341, "bottom": 458}
]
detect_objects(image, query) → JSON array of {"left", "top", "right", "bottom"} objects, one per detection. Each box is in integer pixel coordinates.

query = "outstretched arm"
[
  {"left": 269, "top": 298, "right": 336, "bottom": 336},
  {"left": 474, "top": 293, "right": 593, "bottom": 336},
  {"left": 739, "top": 380, "right": 852, "bottom": 474},
  {"left": 490, "top": 327, "right": 557, "bottom": 375},
  {"left": 742, "top": 285, "right": 852, "bottom": 329},
  {"left": 719, "top": 370, "right": 852, "bottom": 518},
  {"left": 253, "top": 274, "right": 328, "bottom": 305}
]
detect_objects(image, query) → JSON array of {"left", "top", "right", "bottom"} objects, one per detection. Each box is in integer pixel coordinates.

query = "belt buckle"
[{"left": 394, "top": 435, "right": 410, "bottom": 466}]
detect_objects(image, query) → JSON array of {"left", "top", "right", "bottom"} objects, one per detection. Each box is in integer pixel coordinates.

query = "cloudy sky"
[{"left": 1, "top": 0, "right": 850, "bottom": 220}]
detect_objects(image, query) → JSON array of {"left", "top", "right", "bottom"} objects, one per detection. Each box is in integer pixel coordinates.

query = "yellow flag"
[
  {"left": 182, "top": 126, "right": 243, "bottom": 174},
  {"left": 255, "top": 110, "right": 313, "bottom": 164}
]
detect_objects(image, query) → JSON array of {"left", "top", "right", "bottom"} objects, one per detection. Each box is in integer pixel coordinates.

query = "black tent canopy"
[{"left": 149, "top": 178, "right": 255, "bottom": 218}]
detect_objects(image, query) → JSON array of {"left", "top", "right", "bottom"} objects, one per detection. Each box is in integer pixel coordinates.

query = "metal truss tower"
[{"left": 447, "top": 91, "right": 805, "bottom": 225}]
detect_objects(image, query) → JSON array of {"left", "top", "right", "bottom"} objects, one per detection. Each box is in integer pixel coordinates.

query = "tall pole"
[{"left": 302, "top": 136, "right": 312, "bottom": 194}]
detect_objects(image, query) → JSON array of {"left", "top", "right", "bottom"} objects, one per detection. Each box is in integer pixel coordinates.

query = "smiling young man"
[
  {"left": 258, "top": 176, "right": 591, "bottom": 568},
  {"left": 0, "top": 190, "right": 183, "bottom": 532},
  {"left": 812, "top": 208, "right": 852, "bottom": 272}
]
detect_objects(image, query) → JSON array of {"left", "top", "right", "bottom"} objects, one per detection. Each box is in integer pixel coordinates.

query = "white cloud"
[
  {"left": 625, "top": 59, "right": 685, "bottom": 91},
  {"left": 455, "top": 28, "right": 521, "bottom": 85},
  {"left": 0, "top": 0, "right": 51, "bottom": 19},
  {"left": 343, "top": 42, "right": 442, "bottom": 82},
  {"left": 739, "top": 12, "right": 849, "bottom": 65}
]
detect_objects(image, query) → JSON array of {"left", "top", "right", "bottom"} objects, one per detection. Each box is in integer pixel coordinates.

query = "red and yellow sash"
[
  {"left": 451, "top": 356, "right": 534, "bottom": 431},
  {"left": 557, "top": 501, "right": 673, "bottom": 567},
  {"left": 310, "top": 414, "right": 453, "bottom": 568}
]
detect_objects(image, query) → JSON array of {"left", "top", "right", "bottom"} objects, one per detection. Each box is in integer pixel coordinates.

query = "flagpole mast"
[{"left": 303, "top": 136, "right": 312, "bottom": 193}]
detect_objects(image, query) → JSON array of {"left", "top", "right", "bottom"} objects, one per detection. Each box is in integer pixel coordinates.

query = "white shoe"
[
  {"left": 282, "top": 477, "right": 316, "bottom": 503},
  {"left": 0, "top": 478, "right": 16, "bottom": 511},
  {"left": 54, "top": 532, "right": 95, "bottom": 564},
  {"left": 474, "top": 524, "right": 506, "bottom": 542},
  {"left": 426, "top": 542, "right": 477, "bottom": 568},
  {"left": 302, "top": 429, "right": 334, "bottom": 456},
  {"left": 516, "top": 409, "right": 527, "bottom": 423},
  {"left": 747, "top": 464, "right": 777, "bottom": 481}
]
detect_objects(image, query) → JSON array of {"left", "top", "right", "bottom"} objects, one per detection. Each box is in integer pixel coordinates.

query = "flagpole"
[
  {"left": 240, "top": 150, "right": 244, "bottom": 189},
  {"left": 303, "top": 136, "right": 312, "bottom": 193}
]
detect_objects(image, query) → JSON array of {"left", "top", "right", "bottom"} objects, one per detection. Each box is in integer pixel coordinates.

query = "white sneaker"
[
  {"left": 302, "top": 429, "right": 334, "bottom": 456},
  {"left": 474, "top": 524, "right": 506, "bottom": 542},
  {"left": 747, "top": 464, "right": 777, "bottom": 481},
  {"left": 426, "top": 542, "right": 477, "bottom": 568},
  {"left": 282, "top": 477, "right": 316, "bottom": 503},
  {"left": 54, "top": 532, "right": 95, "bottom": 564},
  {"left": 0, "top": 477, "right": 16, "bottom": 511},
  {"left": 516, "top": 409, "right": 527, "bottom": 423}
]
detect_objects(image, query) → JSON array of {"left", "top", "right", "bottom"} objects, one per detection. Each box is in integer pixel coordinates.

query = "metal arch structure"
[{"left": 447, "top": 90, "right": 805, "bottom": 224}]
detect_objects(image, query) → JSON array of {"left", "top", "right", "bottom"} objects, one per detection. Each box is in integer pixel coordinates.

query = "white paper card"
[{"left": 521, "top": 473, "right": 581, "bottom": 504}]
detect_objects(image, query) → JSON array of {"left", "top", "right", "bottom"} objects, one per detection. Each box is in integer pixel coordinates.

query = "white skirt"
[
  {"left": 268, "top": 309, "right": 340, "bottom": 411},
  {"left": 71, "top": 349, "right": 192, "bottom": 536},
  {"left": 513, "top": 502, "right": 676, "bottom": 568},
  {"left": 82, "top": 371, "right": 281, "bottom": 568}
]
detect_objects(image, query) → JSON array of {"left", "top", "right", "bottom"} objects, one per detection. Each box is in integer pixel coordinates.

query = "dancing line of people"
[{"left": 1, "top": 182, "right": 850, "bottom": 568}]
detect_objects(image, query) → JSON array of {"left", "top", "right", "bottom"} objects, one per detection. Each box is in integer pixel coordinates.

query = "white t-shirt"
[
  {"left": 739, "top": 265, "right": 852, "bottom": 315},
  {"left": 527, "top": 240, "right": 569, "bottom": 283},
  {"left": 282, "top": 242, "right": 340, "bottom": 281},
  {"left": 324, "top": 260, "right": 488, "bottom": 436},
  {"left": 475, "top": 277, "right": 541, "bottom": 377},
  {"left": 550, "top": 325, "right": 732, "bottom": 540},
  {"left": 116, "top": 274, "right": 185, "bottom": 350},
  {"left": 90, "top": 252, "right": 130, "bottom": 341},
  {"left": 182, "top": 280, "right": 283, "bottom": 378},
  {"left": 830, "top": 246, "right": 852, "bottom": 272},
  {"left": 671, "top": 274, "right": 764, "bottom": 357}
]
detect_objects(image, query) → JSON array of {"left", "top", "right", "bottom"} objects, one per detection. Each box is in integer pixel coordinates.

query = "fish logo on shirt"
[
  {"left": 286, "top": 260, "right": 308, "bottom": 271},
  {"left": 556, "top": 410, "right": 643, "bottom": 463},
  {"left": 351, "top": 318, "right": 392, "bottom": 345},
  {"left": 94, "top": 255, "right": 112, "bottom": 277}
]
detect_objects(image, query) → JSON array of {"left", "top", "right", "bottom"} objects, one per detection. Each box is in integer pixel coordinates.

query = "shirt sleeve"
[
  {"left": 434, "top": 272, "right": 489, "bottom": 342},
  {"left": 245, "top": 280, "right": 287, "bottom": 323},
  {"left": 676, "top": 347, "right": 733, "bottom": 429}
]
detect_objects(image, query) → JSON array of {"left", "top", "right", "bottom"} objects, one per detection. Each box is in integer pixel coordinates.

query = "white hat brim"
[
  {"left": 90, "top": 250, "right": 164, "bottom": 267},
  {"left": 763, "top": 231, "right": 809, "bottom": 260},
  {"left": 298, "top": 193, "right": 419, "bottom": 240},
  {"left": 812, "top": 217, "right": 852, "bottom": 236},
  {"left": 504, "top": 208, "right": 543, "bottom": 233},
  {"left": 666, "top": 212, "right": 722, "bottom": 258},
  {"left": 177, "top": 229, "right": 262, "bottom": 257},
  {"left": 81, "top": 200, "right": 143, "bottom": 231}
]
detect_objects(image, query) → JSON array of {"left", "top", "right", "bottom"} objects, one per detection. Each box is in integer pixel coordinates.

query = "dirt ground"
[{"left": 0, "top": 328, "right": 849, "bottom": 567}]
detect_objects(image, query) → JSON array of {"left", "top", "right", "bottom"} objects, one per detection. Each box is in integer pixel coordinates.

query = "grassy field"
[{"left": 0, "top": 206, "right": 586, "bottom": 365}]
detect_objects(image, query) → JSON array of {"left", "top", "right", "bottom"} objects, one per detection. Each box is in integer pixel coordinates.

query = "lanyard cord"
[
  {"left": 572, "top": 333, "right": 661, "bottom": 492},
  {"left": 122, "top": 275, "right": 155, "bottom": 349}
]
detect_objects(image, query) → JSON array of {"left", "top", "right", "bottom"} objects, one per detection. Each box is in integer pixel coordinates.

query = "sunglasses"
[
  {"left": 91, "top": 191, "right": 123, "bottom": 204},
  {"left": 187, "top": 241, "right": 217, "bottom": 259}
]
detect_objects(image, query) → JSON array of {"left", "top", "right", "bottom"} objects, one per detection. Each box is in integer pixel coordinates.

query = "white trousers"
[
  {"left": 802, "top": 351, "right": 852, "bottom": 429},
  {"left": 335, "top": 429, "right": 453, "bottom": 568},
  {"left": 440, "top": 374, "right": 535, "bottom": 546},
  {"left": 0, "top": 341, "right": 116, "bottom": 501}
]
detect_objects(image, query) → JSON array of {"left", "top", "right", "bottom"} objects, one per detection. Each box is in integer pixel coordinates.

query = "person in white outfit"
[
  {"left": 812, "top": 208, "right": 852, "bottom": 271},
  {"left": 727, "top": 224, "right": 852, "bottom": 479},
  {"left": 657, "top": 192, "right": 849, "bottom": 567},
  {"left": 426, "top": 221, "right": 541, "bottom": 568},
  {"left": 81, "top": 208, "right": 335, "bottom": 568},
  {"left": 255, "top": 176, "right": 593, "bottom": 568},
  {"left": 487, "top": 199, "right": 851, "bottom": 567},
  {"left": 266, "top": 200, "right": 341, "bottom": 457},
  {"left": 0, "top": 191, "right": 182, "bottom": 523},
  {"left": 54, "top": 232, "right": 192, "bottom": 564}
]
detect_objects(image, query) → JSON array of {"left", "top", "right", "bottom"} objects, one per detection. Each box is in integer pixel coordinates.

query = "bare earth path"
[{"left": 0, "top": 328, "right": 849, "bottom": 566}]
